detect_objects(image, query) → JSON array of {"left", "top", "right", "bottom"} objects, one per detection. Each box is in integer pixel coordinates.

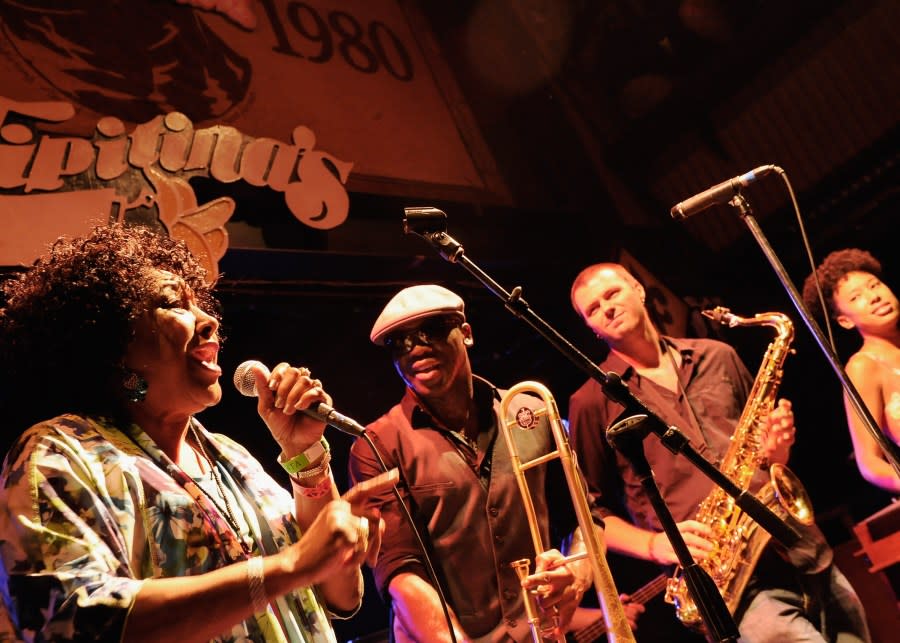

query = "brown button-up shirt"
[
  {"left": 568, "top": 336, "right": 830, "bottom": 573},
  {"left": 349, "top": 376, "right": 590, "bottom": 640}
]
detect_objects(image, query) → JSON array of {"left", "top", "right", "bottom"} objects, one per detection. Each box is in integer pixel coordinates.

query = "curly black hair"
[
  {"left": 801, "top": 248, "right": 882, "bottom": 321},
  {"left": 0, "top": 225, "right": 221, "bottom": 433}
]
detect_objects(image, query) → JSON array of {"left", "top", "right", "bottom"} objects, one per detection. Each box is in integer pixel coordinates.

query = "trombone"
[{"left": 499, "top": 381, "right": 636, "bottom": 643}]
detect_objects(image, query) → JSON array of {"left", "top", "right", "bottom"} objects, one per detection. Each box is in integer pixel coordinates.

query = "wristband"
[
  {"left": 289, "top": 451, "right": 332, "bottom": 481},
  {"left": 291, "top": 466, "right": 334, "bottom": 498},
  {"left": 279, "top": 437, "right": 329, "bottom": 474}
]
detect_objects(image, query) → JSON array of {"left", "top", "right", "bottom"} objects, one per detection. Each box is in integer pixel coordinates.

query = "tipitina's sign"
[{"left": 0, "top": 95, "right": 353, "bottom": 280}]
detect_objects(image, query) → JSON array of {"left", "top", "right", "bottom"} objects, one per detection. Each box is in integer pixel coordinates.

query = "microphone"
[
  {"left": 402, "top": 206, "right": 448, "bottom": 236},
  {"left": 233, "top": 360, "right": 366, "bottom": 437},
  {"left": 670, "top": 165, "right": 778, "bottom": 220}
]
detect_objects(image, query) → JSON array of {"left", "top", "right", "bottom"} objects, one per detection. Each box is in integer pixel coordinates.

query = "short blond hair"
[{"left": 570, "top": 262, "right": 640, "bottom": 313}]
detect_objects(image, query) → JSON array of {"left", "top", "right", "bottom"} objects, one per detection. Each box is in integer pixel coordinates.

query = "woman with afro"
[{"left": 803, "top": 248, "right": 900, "bottom": 494}]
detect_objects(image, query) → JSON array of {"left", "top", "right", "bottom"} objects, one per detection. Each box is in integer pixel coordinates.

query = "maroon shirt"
[{"left": 349, "top": 376, "right": 588, "bottom": 640}]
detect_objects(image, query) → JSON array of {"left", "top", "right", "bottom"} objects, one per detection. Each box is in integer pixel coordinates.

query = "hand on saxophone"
[
  {"left": 760, "top": 398, "right": 796, "bottom": 466},
  {"left": 521, "top": 549, "right": 591, "bottom": 636},
  {"left": 648, "top": 521, "right": 714, "bottom": 565}
]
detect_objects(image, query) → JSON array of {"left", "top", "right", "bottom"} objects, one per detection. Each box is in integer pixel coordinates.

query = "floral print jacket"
[{"left": 0, "top": 414, "right": 337, "bottom": 643}]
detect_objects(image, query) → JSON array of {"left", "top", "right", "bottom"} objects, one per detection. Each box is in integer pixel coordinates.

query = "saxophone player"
[{"left": 566, "top": 262, "right": 870, "bottom": 642}]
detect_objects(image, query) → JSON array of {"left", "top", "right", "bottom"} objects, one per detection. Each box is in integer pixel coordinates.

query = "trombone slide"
[{"left": 500, "top": 381, "right": 636, "bottom": 643}]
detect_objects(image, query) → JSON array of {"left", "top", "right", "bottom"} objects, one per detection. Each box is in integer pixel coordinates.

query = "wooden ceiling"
[{"left": 406, "top": 0, "right": 897, "bottom": 280}]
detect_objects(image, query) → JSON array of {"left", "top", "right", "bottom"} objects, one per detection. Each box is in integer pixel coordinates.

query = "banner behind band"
[{"left": 0, "top": 0, "right": 506, "bottom": 272}]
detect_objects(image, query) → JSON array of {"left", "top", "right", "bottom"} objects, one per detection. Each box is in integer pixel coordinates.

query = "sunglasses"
[{"left": 384, "top": 316, "right": 462, "bottom": 355}]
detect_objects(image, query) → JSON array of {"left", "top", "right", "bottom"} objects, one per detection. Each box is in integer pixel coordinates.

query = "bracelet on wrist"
[
  {"left": 279, "top": 437, "right": 330, "bottom": 474},
  {"left": 288, "top": 450, "right": 332, "bottom": 481},
  {"left": 291, "top": 466, "right": 334, "bottom": 498},
  {"left": 247, "top": 556, "right": 268, "bottom": 613}
]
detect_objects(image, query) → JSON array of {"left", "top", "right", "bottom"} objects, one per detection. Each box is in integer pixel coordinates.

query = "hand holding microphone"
[
  {"left": 234, "top": 360, "right": 366, "bottom": 438},
  {"left": 235, "top": 360, "right": 391, "bottom": 581}
]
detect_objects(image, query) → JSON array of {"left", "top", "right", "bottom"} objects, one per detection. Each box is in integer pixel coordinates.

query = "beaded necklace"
[{"left": 189, "top": 424, "right": 252, "bottom": 556}]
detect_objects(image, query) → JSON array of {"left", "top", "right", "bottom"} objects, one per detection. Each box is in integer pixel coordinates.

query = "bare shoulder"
[{"left": 846, "top": 351, "right": 882, "bottom": 380}]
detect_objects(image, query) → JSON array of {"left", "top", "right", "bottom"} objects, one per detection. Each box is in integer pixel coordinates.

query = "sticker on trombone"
[{"left": 514, "top": 406, "right": 538, "bottom": 430}]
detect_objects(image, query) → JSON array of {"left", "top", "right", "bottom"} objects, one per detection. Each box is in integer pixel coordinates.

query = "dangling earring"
[{"left": 121, "top": 368, "right": 148, "bottom": 403}]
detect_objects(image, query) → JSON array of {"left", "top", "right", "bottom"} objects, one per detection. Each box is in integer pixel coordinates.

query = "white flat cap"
[{"left": 370, "top": 284, "right": 465, "bottom": 345}]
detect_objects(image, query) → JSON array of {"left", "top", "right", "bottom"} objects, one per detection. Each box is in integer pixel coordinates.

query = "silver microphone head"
[{"left": 233, "top": 360, "right": 265, "bottom": 397}]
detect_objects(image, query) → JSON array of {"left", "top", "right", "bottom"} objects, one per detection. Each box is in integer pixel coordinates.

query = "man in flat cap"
[{"left": 348, "top": 285, "right": 638, "bottom": 642}]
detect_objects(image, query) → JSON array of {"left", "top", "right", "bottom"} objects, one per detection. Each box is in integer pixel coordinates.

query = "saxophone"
[{"left": 664, "top": 307, "right": 814, "bottom": 630}]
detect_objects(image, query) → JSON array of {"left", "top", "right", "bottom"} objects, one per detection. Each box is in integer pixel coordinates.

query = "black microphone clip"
[{"left": 403, "top": 206, "right": 448, "bottom": 237}]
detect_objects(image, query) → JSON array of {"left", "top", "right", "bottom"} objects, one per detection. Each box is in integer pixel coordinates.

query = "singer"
[
  {"left": 566, "top": 262, "right": 870, "bottom": 642},
  {"left": 802, "top": 248, "right": 900, "bottom": 494},
  {"left": 348, "top": 285, "right": 642, "bottom": 642},
  {"left": 0, "top": 225, "right": 391, "bottom": 642}
]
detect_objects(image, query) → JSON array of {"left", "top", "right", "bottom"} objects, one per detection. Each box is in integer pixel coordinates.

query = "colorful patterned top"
[{"left": 0, "top": 414, "right": 338, "bottom": 643}]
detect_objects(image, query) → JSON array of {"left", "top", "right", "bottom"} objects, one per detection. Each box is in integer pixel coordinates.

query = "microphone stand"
[
  {"left": 358, "top": 431, "right": 459, "bottom": 643},
  {"left": 606, "top": 412, "right": 739, "bottom": 643},
  {"left": 728, "top": 193, "right": 900, "bottom": 478},
  {"left": 402, "top": 207, "right": 798, "bottom": 641}
]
